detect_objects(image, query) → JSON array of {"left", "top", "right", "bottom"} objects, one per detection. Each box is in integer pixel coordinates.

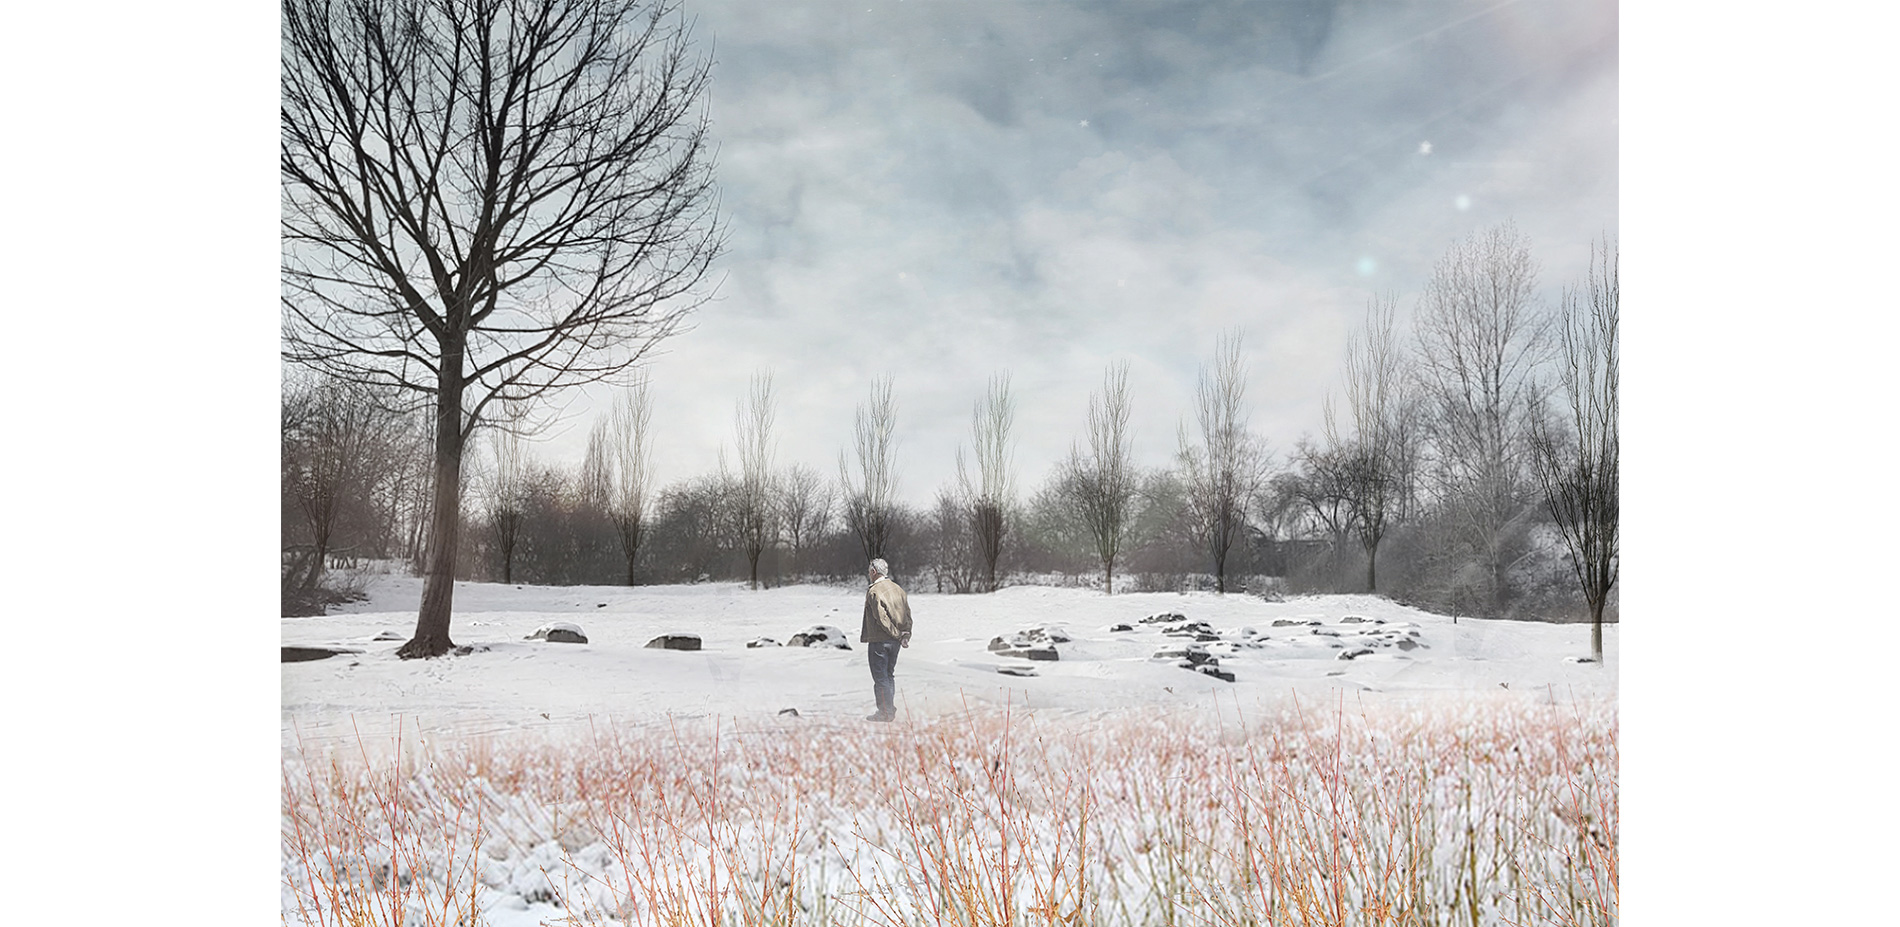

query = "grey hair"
[{"left": 869, "top": 558, "right": 890, "bottom": 578}]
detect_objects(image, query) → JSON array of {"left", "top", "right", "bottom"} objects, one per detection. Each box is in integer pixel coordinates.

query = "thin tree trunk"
[
  {"left": 301, "top": 532, "right": 329, "bottom": 593},
  {"left": 609, "top": 514, "right": 641, "bottom": 587}
]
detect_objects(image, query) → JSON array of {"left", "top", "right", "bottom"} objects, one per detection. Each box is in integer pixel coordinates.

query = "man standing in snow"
[{"left": 860, "top": 558, "right": 912, "bottom": 722}]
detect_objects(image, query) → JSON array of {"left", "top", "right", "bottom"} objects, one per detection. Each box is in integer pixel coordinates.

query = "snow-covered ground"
[
  {"left": 281, "top": 572, "right": 1618, "bottom": 926},
  {"left": 282, "top": 572, "right": 1616, "bottom": 753}
]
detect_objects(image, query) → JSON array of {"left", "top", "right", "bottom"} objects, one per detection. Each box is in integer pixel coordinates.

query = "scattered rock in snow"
[
  {"left": 786, "top": 625, "right": 851, "bottom": 649},
  {"left": 282, "top": 645, "right": 360, "bottom": 663},
  {"left": 1189, "top": 663, "right": 1236, "bottom": 683},
  {"left": 1341, "top": 615, "right": 1366, "bottom": 623},
  {"left": 645, "top": 634, "right": 701, "bottom": 651},
  {"left": 1396, "top": 639, "right": 1420, "bottom": 651},
  {"left": 1108, "top": 623, "right": 1135, "bottom": 633},
  {"left": 988, "top": 627, "right": 1066, "bottom": 661},
  {"left": 746, "top": 637, "right": 780, "bottom": 648},
  {"left": 1141, "top": 611, "right": 1187, "bottom": 625},
  {"left": 1161, "top": 620, "right": 1222, "bottom": 642},
  {"left": 997, "top": 665, "right": 1039, "bottom": 677},
  {"left": 1337, "top": 648, "right": 1376, "bottom": 661},
  {"left": 527, "top": 622, "right": 589, "bottom": 644},
  {"left": 989, "top": 639, "right": 1060, "bottom": 661},
  {"left": 778, "top": 708, "right": 800, "bottom": 717},
  {"left": 372, "top": 630, "right": 404, "bottom": 641},
  {"left": 1153, "top": 644, "right": 1217, "bottom": 666},
  {"left": 1272, "top": 619, "right": 1320, "bottom": 628}
]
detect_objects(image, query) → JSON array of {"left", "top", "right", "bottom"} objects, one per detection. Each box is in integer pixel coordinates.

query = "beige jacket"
[{"left": 859, "top": 576, "right": 913, "bottom": 643}]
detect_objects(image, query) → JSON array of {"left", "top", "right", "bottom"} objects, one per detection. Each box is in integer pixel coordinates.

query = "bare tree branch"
[
  {"left": 839, "top": 374, "right": 899, "bottom": 562},
  {"left": 958, "top": 372, "right": 1015, "bottom": 592},
  {"left": 1413, "top": 221, "right": 1550, "bottom": 614}
]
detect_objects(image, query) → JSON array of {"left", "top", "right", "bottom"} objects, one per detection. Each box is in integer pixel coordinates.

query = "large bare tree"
[
  {"left": 1178, "top": 332, "right": 1271, "bottom": 594},
  {"left": 958, "top": 372, "right": 1016, "bottom": 592},
  {"left": 281, "top": 0, "right": 723, "bottom": 657},
  {"left": 1061, "top": 361, "right": 1140, "bottom": 595},
  {"left": 1531, "top": 237, "right": 1618, "bottom": 661},
  {"left": 839, "top": 374, "right": 900, "bottom": 562},
  {"left": 1413, "top": 222, "right": 1550, "bottom": 614},
  {"left": 607, "top": 377, "right": 656, "bottom": 585},
  {"left": 732, "top": 371, "right": 778, "bottom": 589},
  {"left": 1328, "top": 294, "right": 1420, "bottom": 593}
]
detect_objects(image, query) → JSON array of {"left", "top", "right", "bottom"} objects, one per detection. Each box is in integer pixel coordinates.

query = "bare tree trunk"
[
  {"left": 618, "top": 514, "right": 642, "bottom": 586},
  {"left": 399, "top": 349, "right": 466, "bottom": 659}
]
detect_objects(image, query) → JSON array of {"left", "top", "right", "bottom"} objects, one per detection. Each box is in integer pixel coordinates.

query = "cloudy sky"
[{"left": 531, "top": 0, "right": 1620, "bottom": 506}]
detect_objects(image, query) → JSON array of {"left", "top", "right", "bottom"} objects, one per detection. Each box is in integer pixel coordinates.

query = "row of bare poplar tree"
[{"left": 284, "top": 220, "right": 1616, "bottom": 655}]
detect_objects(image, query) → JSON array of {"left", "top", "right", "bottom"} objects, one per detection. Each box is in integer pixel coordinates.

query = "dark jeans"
[{"left": 867, "top": 641, "right": 901, "bottom": 718}]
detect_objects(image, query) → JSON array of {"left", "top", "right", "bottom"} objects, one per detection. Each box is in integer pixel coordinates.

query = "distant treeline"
[{"left": 284, "top": 222, "right": 1617, "bottom": 631}]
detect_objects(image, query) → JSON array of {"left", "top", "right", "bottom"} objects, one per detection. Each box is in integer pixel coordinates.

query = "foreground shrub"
[{"left": 284, "top": 696, "right": 1616, "bottom": 926}]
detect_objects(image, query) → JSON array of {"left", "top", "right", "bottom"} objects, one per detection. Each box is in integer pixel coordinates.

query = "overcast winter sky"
[{"left": 534, "top": 0, "right": 1619, "bottom": 507}]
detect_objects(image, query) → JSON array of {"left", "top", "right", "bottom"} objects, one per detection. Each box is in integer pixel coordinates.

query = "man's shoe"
[{"left": 866, "top": 711, "right": 894, "bottom": 722}]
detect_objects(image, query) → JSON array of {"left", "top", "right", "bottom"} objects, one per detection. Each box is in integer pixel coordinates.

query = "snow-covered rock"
[
  {"left": 786, "top": 625, "right": 851, "bottom": 649},
  {"left": 526, "top": 622, "right": 588, "bottom": 644},
  {"left": 645, "top": 634, "right": 701, "bottom": 651}
]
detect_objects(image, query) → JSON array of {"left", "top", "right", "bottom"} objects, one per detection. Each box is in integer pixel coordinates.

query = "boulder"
[
  {"left": 372, "top": 630, "right": 404, "bottom": 641},
  {"left": 645, "top": 634, "right": 702, "bottom": 651},
  {"left": 997, "top": 665, "right": 1039, "bottom": 677},
  {"left": 746, "top": 637, "right": 781, "bottom": 648},
  {"left": 1141, "top": 611, "right": 1187, "bottom": 625},
  {"left": 787, "top": 625, "right": 851, "bottom": 649},
  {"left": 988, "top": 629, "right": 1061, "bottom": 661},
  {"left": 1154, "top": 644, "right": 1217, "bottom": 666},
  {"left": 1189, "top": 663, "right": 1236, "bottom": 683},
  {"left": 527, "top": 622, "right": 589, "bottom": 644},
  {"left": 1337, "top": 648, "right": 1375, "bottom": 661},
  {"left": 1108, "top": 623, "right": 1134, "bottom": 633}
]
